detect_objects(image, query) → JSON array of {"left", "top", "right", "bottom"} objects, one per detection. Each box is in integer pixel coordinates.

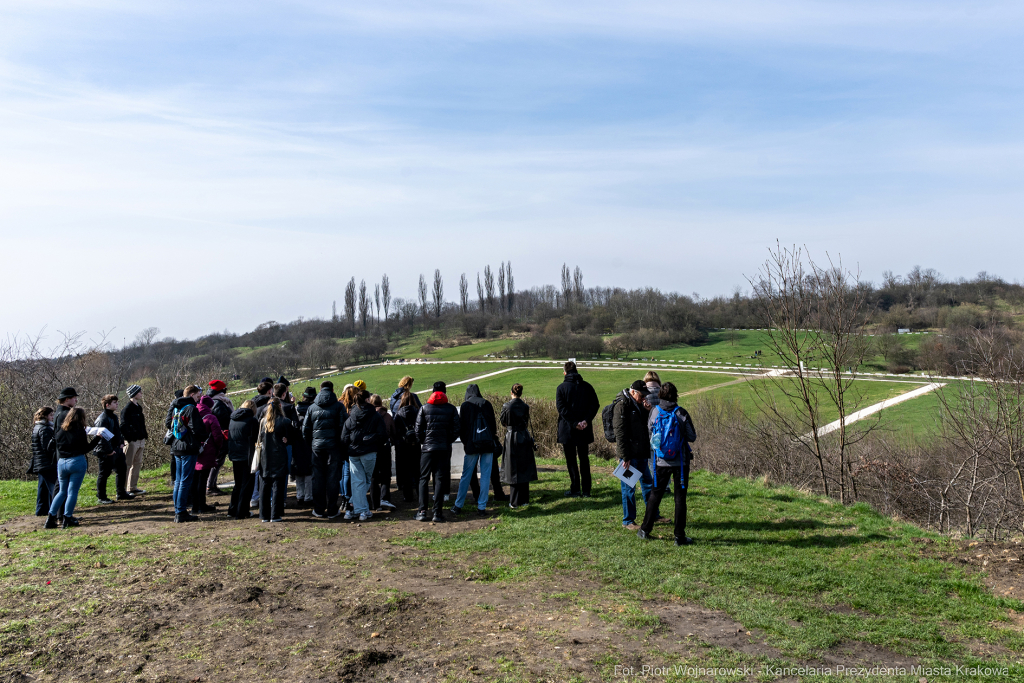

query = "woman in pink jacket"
[{"left": 192, "top": 395, "right": 226, "bottom": 514}]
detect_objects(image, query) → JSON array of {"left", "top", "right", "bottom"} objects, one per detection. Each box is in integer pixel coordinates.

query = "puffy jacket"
[
  {"left": 555, "top": 372, "right": 600, "bottom": 445},
  {"left": 612, "top": 390, "right": 650, "bottom": 463},
  {"left": 92, "top": 408, "right": 124, "bottom": 458},
  {"left": 208, "top": 391, "right": 234, "bottom": 430},
  {"left": 227, "top": 407, "right": 259, "bottom": 464},
  {"left": 196, "top": 396, "right": 226, "bottom": 470},
  {"left": 341, "top": 403, "right": 388, "bottom": 457},
  {"left": 414, "top": 392, "right": 460, "bottom": 452},
  {"left": 302, "top": 389, "right": 348, "bottom": 453},
  {"left": 166, "top": 396, "right": 210, "bottom": 456},
  {"left": 459, "top": 384, "right": 500, "bottom": 455},
  {"left": 647, "top": 399, "right": 697, "bottom": 467},
  {"left": 120, "top": 400, "right": 148, "bottom": 443},
  {"left": 30, "top": 421, "right": 57, "bottom": 475}
]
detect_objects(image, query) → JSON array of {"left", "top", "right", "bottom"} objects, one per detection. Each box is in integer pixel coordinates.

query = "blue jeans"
[
  {"left": 173, "top": 454, "right": 197, "bottom": 516},
  {"left": 455, "top": 452, "right": 493, "bottom": 510},
  {"left": 49, "top": 456, "right": 87, "bottom": 518},
  {"left": 620, "top": 457, "right": 655, "bottom": 525},
  {"left": 348, "top": 453, "right": 376, "bottom": 515}
]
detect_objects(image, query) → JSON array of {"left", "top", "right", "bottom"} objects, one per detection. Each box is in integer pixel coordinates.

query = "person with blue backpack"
[{"left": 637, "top": 382, "right": 697, "bottom": 545}]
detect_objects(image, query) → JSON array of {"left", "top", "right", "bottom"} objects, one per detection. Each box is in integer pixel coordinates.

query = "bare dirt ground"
[{"left": 0, "top": 484, "right": 974, "bottom": 683}]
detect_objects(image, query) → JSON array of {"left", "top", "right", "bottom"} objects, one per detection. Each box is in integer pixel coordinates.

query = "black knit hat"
[
  {"left": 58, "top": 387, "right": 78, "bottom": 400},
  {"left": 432, "top": 381, "right": 446, "bottom": 394}
]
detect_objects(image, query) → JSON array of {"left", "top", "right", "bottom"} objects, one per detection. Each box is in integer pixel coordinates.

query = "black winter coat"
[
  {"left": 500, "top": 398, "right": 538, "bottom": 485},
  {"left": 92, "top": 408, "right": 124, "bottom": 457},
  {"left": 341, "top": 404, "right": 388, "bottom": 457},
  {"left": 555, "top": 372, "right": 600, "bottom": 445},
  {"left": 166, "top": 396, "right": 210, "bottom": 456},
  {"left": 120, "top": 400, "right": 148, "bottom": 443},
  {"left": 227, "top": 408, "right": 259, "bottom": 464},
  {"left": 30, "top": 421, "right": 57, "bottom": 476},
  {"left": 302, "top": 389, "right": 348, "bottom": 453},
  {"left": 260, "top": 417, "right": 295, "bottom": 479},
  {"left": 414, "top": 397, "right": 460, "bottom": 452},
  {"left": 612, "top": 390, "right": 650, "bottom": 463},
  {"left": 459, "top": 384, "right": 500, "bottom": 454}
]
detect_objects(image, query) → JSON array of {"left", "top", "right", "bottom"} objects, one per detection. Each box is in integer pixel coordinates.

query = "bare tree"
[
  {"left": 418, "top": 274, "right": 428, "bottom": 327},
  {"left": 134, "top": 327, "right": 160, "bottom": 347},
  {"left": 381, "top": 274, "right": 391, "bottom": 321},
  {"left": 358, "top": 279, "right": 370, "bottom": 334},
  {"left": 477, "top": 273, "right": 485, "bottom": 313},
  {"left": 459, "top": 273, "right": 469, "bottom": 314},
  {"left": 747, "top": 243, "right": 876, "bottom": 503},
  {"left": 344, "top": 277, "right": 356, "bottom": 336},
  {"left": 506, "top": 261, "right": 515, "bottom": 313},
  {"left": 483, "top": 265, "right": 495, "bottom": 312},
  {"left": 498, "top": 261, "right": 507, "bottom": 314},
  {"left": 432, "top": 269, "right": 444, "bottom": 319}
]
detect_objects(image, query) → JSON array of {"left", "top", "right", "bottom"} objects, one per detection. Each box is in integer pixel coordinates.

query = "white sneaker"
[
  {"left": 359, "top": 512, "right": 373, "bottom": 522},
  {"left": 380, "top": 500, "right": 396, "bottom": 509},
  {"left": 344, "top": 511, "right": 355, "bottom": 520}
]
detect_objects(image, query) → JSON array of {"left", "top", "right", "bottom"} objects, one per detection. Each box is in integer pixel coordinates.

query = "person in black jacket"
[
  {"left": 340, "top": 391, "right": 387, "bottom": 521},
  {"left": 302, "top": 381, "right": 348, "bottom": 519},
  {"left": 259, "top": 397, "right": 296, "bottom": 522},
  {"left": 30, "top": 407, "right": 58, "bottom": 516},
  {"left": 414, "top": 381, "right": 460, "bottom": 522},
  {"left": 94, "top": 394, "right": 131, "bottom": 504},
  {"left": 452, "top": 384, "right": 500, "bottom": 516},
  {"left": 121, "top": 385, "right": 148, "bottom": 495},
  {"left": 613, "top": 380, "right": 656, "bottom": 529},
  {"left": 391, "top": 389, "right": 420, "bottom": 503},
  {"left": 206, "top": 379, "right": 234, "bottom": 496},
  {"left": 227, "top": 400, "right": 259, "bottom": 519},
  {"left": 47, "top": 406, "right": 101, "bottom": 528},
  {"left": 637, "top": 382, "right": 697, "bottom": 545},
  {"left": 166, "top": 386, "right": 210, "bottom": 523},
  {"left": 555, "top": 361, "right": 600, "bottom": 497},
  {"left": 500, "top": 384, "right": 538, "bottom": 508}
]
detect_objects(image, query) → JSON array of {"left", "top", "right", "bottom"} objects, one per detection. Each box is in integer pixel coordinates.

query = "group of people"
[{"left": 31, "top": 361, "right": 696, "bottom": 545}]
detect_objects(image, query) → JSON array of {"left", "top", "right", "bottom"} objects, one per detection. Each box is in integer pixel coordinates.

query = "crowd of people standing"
[{"left": 29, "top": 361, "right": 696, "bottom": 544}]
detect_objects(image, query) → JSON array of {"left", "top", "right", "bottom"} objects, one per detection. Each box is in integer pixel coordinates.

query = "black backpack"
[{"left": 601, "top": 397, "right": 621, "bottom": 443}]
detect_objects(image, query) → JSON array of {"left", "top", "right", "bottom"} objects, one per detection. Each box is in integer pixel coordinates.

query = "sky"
[{"left": 1, "top": 1, "right": 1022, "bottom": 347}]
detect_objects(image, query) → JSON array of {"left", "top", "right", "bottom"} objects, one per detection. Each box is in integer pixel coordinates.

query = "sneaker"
[
  {"left": 311, "top": 510, "right": 325, "bottom": 518},
  {"left": 414, "top": 511, "right": 429, "bottom": 522},
  {"left": 380, "top": 500, "right": 396, "bottom": 509},
  {"left": 344, "top": 511, "right": 355, "bottom": 520},
  {"left": 97, "top": 498, "right": 114, "bottom": 505},
  {"left": 359, "top": 512, "right": 373, "bottom": 522},
  {"left": 674, "top": 536, "right": 694, "bottom": 546}
]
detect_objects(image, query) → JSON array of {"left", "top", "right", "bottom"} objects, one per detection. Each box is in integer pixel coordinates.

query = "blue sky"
[{"left": 1, "top": 1, "right": 1022, "bottom": 345}]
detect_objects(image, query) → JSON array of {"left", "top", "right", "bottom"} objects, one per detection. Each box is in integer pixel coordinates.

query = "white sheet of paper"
[{"left": 612, "top": 461, "right": 642, "bottom": 488}]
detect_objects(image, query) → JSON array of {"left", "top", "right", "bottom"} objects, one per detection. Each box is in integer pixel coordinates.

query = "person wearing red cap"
[{"left": 206, "top": 380, "right": 234, "bottom": 495}]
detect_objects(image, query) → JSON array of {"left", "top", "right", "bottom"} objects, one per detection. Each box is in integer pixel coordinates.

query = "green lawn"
[{"left": 396, "top": 461, "right": 1024, "bottom": 676}]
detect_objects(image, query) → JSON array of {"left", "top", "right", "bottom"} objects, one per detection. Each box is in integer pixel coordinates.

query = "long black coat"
[
  {"left": 500, "top": 398, "right": 538, "bottom": 485},
  {"left": 260, "top": 416, "right": 296, "bottom": 479},
  {"left": 555, "top": 372, "right": 600, "bottom": 445}
]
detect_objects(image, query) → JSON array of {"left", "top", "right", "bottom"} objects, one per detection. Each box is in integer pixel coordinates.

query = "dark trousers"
[
  {"left": 510, "top": 482, "right": 530, "bottom": 507},
  {"left": 97, "top": 451, "right": 127, "bottom": 500},
  {"left": 312, "top": 449, "right": 342, "bottom": 517},
  {"left": 563, "top": 442, "right": 591, "bottom": 495},
  {"left": 394, "top": 444, "right": 418, "bottom": 500},
  {"left": 371, "top": 448, "right": 392, "bottom": 510},
  {"left": 469, "top": 453, "right": 508, "bottom": 501},
  {"left": 639, "top": 465, "right": 689, "bottom": 539},
  {"left": 36, "top": 472, "right": 58, "bottom": 516},
  {"left": 418, "top": 449, "right": 451, "bottom": 515},
  {"left": 260, "top": 473, "right": 287, "bottom": 521},
  {"left": 228, "top": 461, "right": 255, "bottom": 518}
]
